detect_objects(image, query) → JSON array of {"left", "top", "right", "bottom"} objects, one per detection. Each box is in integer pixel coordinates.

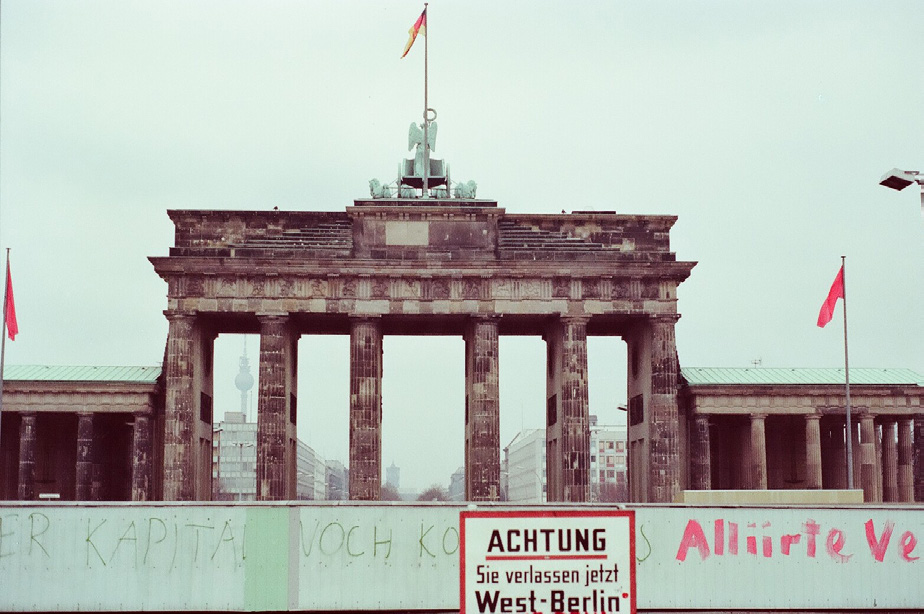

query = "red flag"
[
  {"left": 5, "top": 261, "right": 18, "bottom": 340},
  {"left": 816, "top": 265, "right": 844, "bottom": 328},
  {"left": 401, "top": 8, "right": 426, "bottom": 58}
]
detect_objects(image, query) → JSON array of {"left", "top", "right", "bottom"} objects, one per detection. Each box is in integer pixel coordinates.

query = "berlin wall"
[{"left": 0, "top": 503, "right": 921, "bottom": 612}]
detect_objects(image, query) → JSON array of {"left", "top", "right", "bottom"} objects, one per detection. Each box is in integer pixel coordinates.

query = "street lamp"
[{"left": 879, "top": 167, "right": 923, "bottom": 217}]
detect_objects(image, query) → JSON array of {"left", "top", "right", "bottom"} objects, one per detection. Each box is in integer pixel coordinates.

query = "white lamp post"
[{"left": 879, "top": 168, "right": 923, "bottom": 218}]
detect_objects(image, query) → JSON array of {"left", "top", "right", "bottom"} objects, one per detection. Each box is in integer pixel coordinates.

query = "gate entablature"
[
  {"left": 154, "top": 203, "right": 692, "bottom": 319},
  {"left": 150, "top": 200, "right": 695, "bottom": 504}
]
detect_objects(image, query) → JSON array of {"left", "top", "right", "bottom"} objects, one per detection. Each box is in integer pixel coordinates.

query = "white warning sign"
[{"left": 460, "top": 510, "right": 636, "bottom": 614}]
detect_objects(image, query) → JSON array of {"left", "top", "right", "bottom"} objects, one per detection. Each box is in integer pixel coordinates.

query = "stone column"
[
  {"left": 91, "top": 428, "right": 102, "bottom": 502},
  {"left": 648, "top": 317, "right": 682, "bottom": 502},
  {"left": 805, "top": 414, "right": 822, "bottom": 489},
  {"left": 17, "top": 413, "right": 37, "bottom": 500},
  {"left": 874, "top": 422, "right": 884, "bottom": 502},
  {"left": 825, "top": 419, "right": 847, "bottom": 490},
  {"left": 848, "top": 419, "right": 861, "bottom": 491},
  {"left": 464, "top": 317, "right": 500, "bottom": 501},
  {"left": 689, "top": 414, "right": 711, "bottom": 490},
  {"left": 880, "top": 419, "right": 898, "bottom": 503},
  {"left": 76, "top": 413, "right": 94, "bottom": 501},
  {"left": 256, "top": 315, "right": 297, "bottom": 501},
  {"left": 897, "top": 419, "right": 914, "bottom": 502},
  {"left": 750, "top": 414, "right": 768, "bottom": 490},
  {"left": 544, "top": 317, "right": 590, "bottom": 502},
  {"left": 349, "top": 317, "right": 382, "bottom": 501},
  {"left": 545, "top": 323, "right": 562, "bottom": 501},
  {"left": 131, "top": 413, "right": 153, "bottom": 501},
  {"left": 163, "top": 312, "right": 197, "bottom": 501},
  {"left": 560, "top": 317, "right": 590, "bottom": 502},
  {"left": 914, "top": 416, "right": 924, "bottom": 502},
  {"left": 859, "top": 414, "right": 879, "bottom": 502}
]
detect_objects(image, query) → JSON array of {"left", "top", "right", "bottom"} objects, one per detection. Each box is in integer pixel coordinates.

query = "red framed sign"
[{"left": 460, "top": 510, "right": 636, "bottom": 614}]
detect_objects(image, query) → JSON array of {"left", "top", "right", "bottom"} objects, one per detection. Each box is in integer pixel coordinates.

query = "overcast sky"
[{"left": 1, "top": 1, "right": 921, "bottom": 492}]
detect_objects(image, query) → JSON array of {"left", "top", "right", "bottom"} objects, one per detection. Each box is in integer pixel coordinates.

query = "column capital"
[
  {"left": 256, "top": 312, "right": 289, "bottom": 322},
  {"left": 163, "top": 310, "right": 195, "bottom": 322},
  {"left": 751, "top": 412, "right": 768, "bottom": 421},
  {"left": 650, "top": 313, "right": 681, "bottom": 325},
  {"left": 805, "top": 413, "right": 821, "bottom": 422},
  {"left": 558, "top": 315, "right": 591, "bottom": 325},
  {"left": 544, "top": 315, "right": 590, "bottom": 343},
  {"left": 349, "top": 314, "right": 382, "bottom": 323}
]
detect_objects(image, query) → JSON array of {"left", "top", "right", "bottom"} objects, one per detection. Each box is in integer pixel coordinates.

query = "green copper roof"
[
  {"left": 682, "top": 367, "right": 923, "bottom": 386},
  {"left": 3, "top": 365, "right": 162, "bottom": 384}
]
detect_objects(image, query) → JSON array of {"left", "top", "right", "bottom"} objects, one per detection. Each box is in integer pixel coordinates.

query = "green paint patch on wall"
[{"left": 244, "top": 507, "right": 290, "bottom": 611}]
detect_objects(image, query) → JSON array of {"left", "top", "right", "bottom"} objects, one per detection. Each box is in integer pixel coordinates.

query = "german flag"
[{"left": 401, "top": 8, "right": 426, "bottom": 58}]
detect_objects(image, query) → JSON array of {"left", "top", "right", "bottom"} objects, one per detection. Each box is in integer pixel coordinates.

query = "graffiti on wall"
[
  {"left": 674, "top": 516, "right": 919, "bottom": 564},
  {"left": 1, "top": 504, "right": 921, "bottom": 612}
]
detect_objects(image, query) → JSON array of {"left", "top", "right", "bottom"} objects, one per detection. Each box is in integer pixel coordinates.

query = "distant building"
[
  {"left": 448, "top": 466, "right": 465, "bottom": 501},
  {"left": 234, "top": 343, "right": 255, "bottom": 422},
  {"left": 0, "top": 365, "right": 162, "bottom": 501},
  {"left": 214, "top": 411, "right": 330, "bottom": 501},
  {"left": 386, "top": 461, "right": 400, "bottom": 489},
  {"left": 326, "top": 460, "right": 348, "bottom": 501},
  {"left": 297, "top": 440, "right": 327, "bottom": 501},
  {"left": 590, "top": 421, "right": 628, "bottom": 502},
  {"left": 504, "top": 429, "right": 547, "bottom": 503},
  {"left": 212, "top": 411, "right": 257, "bottom": 501},
  {"left": 680, "top": 367, "right": 924, "bottom": 502},
  {"left": 504, "top": 419, "right": 627, "bottom": 504}
]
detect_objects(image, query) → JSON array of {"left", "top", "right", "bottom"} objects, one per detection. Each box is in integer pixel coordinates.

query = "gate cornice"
[
  {"left": 149, "top": 256, "right": 695, "bottom": 280},
  {"left": 149, "top": 205, "right": 696, "bottom": 323}
]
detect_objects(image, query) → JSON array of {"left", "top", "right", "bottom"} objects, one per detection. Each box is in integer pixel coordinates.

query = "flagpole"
[
  {"left": 0, "top": 249, "right": 9, "bottom": 459},
  {"left": 841, "top": 255, "right": 854, "bottom": 491},
  {"left": 422, "top": 3, "right": 430, "bottom": 197}
]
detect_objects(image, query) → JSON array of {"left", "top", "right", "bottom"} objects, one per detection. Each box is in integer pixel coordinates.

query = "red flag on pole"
[
  {"left": 5, "top": 261, "right": 18, "bottom": 340},
  {"left": 401, "top": 8, "right": 427, "bottom": 58},
  {"left": 816, "top": 265, "right": 844, "bottom": 328}
]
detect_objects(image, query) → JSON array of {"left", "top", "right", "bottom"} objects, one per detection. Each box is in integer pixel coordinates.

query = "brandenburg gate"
[{"left": 150, "top": 199, "right": 695, "bottom": 503}]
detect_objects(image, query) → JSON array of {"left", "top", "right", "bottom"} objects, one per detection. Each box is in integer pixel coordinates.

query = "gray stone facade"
[
  {"left": 0, "top": 367, "right": 162, "bottom": 501},
  {"left": 681, "top": 369, "right": 924, "bottom": 502},
  {"left": 150, "top": 199, "right": 695, "bottom": 503}
]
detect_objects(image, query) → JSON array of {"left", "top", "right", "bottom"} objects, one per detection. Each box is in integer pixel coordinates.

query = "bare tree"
[
  {"left": 417, "top": 484, "right": 450, "bottom": 501},
  {"left": 594, "top": 480, "right": 627, "bottom": 503},
  {"left": 381, "top": 482, "right": 402, "bottom": 501}
]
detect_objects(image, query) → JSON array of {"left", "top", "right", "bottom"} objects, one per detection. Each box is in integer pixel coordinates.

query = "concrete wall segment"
[{"left": 1, "top": 503, "right": 922, "bottom": 611}]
